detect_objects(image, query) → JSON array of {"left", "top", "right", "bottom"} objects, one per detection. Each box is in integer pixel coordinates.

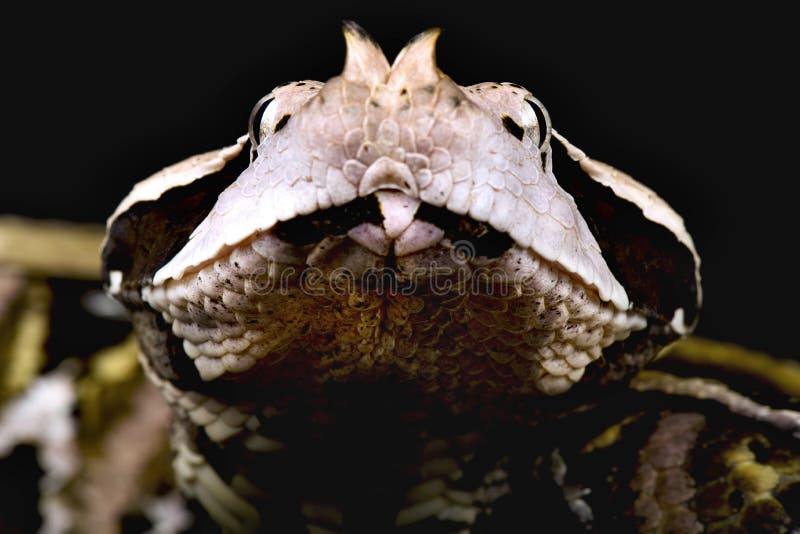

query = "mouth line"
[{"left": 272, "top": 193, "right": 515, "bottom": 259}]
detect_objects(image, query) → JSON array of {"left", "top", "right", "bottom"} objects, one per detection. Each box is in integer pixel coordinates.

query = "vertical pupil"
[{"left": 526, "top": 100, "right": 549, "bottom": 148}]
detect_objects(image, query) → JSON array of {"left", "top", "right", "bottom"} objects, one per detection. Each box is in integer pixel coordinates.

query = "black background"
[{"left": 4, "top": 4, "right": 798, "bottom": 359}]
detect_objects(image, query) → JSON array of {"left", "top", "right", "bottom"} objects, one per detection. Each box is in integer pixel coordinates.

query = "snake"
[{"left": 100, "top": 22, "right": 799, "bottom": 532}]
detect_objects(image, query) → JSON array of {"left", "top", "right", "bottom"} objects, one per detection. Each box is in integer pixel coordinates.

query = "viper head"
[
  {"left": 154, "top": 22, "right": 632, "bottom": 314},
  {"left": 106, "top": 23, "right": 700, "bottom": 392}
]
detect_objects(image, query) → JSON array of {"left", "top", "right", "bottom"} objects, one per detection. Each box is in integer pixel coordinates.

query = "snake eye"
[
  {"left": 524, "top": 95, "right": 552, "bottom": 152},
  {"left": 248, "top": 93, "right": 275, "bottom": 154}
]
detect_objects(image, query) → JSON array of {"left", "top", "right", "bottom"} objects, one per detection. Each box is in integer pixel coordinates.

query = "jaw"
[{"left": 143, "top": 194, "right": 646, "bottom": 396}]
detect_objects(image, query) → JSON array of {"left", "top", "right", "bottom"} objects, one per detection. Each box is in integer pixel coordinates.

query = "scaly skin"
[
  {"left": 98, "top": 23, "right": 798, "bottom": 533},
  {"left": 0, "top": 232, "right": 797, "bottom": 530}
]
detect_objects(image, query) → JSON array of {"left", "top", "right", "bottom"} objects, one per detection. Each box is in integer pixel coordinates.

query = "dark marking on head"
[
  {"left": 102, "top": 147, "right": 250, "bottom": 305},
  {"left": 273, "top": 196, "right": 383, "bottom": 246},
  {"left": 370, "top": 100, "right": 380, "bottom": 108},
  {"left": 274, "top": 114, "right": 291, "bottom": 133},
  {"left": 423, "top": 84, "right": 435, "bottom": 94},
  {"left": 297, "top": 81, "right": 306, "bottom": 86},
  {"left": 400, "top": 88, "right": 408, "bottom": 95},
  {"left": 551, "top": 146, "right": 700, "bottom": 331},
  {"left": 416, "top": 203, "right": 514, "bottom": 258},
  {"left": 502, "top": 115, "right": 524, "bottom": 141},
  {"left": 450, "top": 96, "right": 462, "bottom": 108}
]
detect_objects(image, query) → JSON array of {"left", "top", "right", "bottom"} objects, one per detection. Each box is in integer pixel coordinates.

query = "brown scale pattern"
[
  {"left": 631, "top": 412, "right": 705, "bottom": 532},
  {"left": 145, "top": 232, "right": 645, "bottom": 395}
]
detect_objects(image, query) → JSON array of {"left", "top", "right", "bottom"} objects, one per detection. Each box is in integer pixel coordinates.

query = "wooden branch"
[{"left": 0, "top": 217, "right": 105, "bottom": 280}]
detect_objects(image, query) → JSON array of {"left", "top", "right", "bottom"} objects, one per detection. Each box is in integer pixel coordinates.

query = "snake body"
[{"left": 99, "top": 23, "right": 799, "bottom": 532}]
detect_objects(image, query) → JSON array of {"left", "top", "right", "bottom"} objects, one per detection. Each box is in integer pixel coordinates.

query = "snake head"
[{"left": 104, "top": 23, "right": 700, "bottom": 395}]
